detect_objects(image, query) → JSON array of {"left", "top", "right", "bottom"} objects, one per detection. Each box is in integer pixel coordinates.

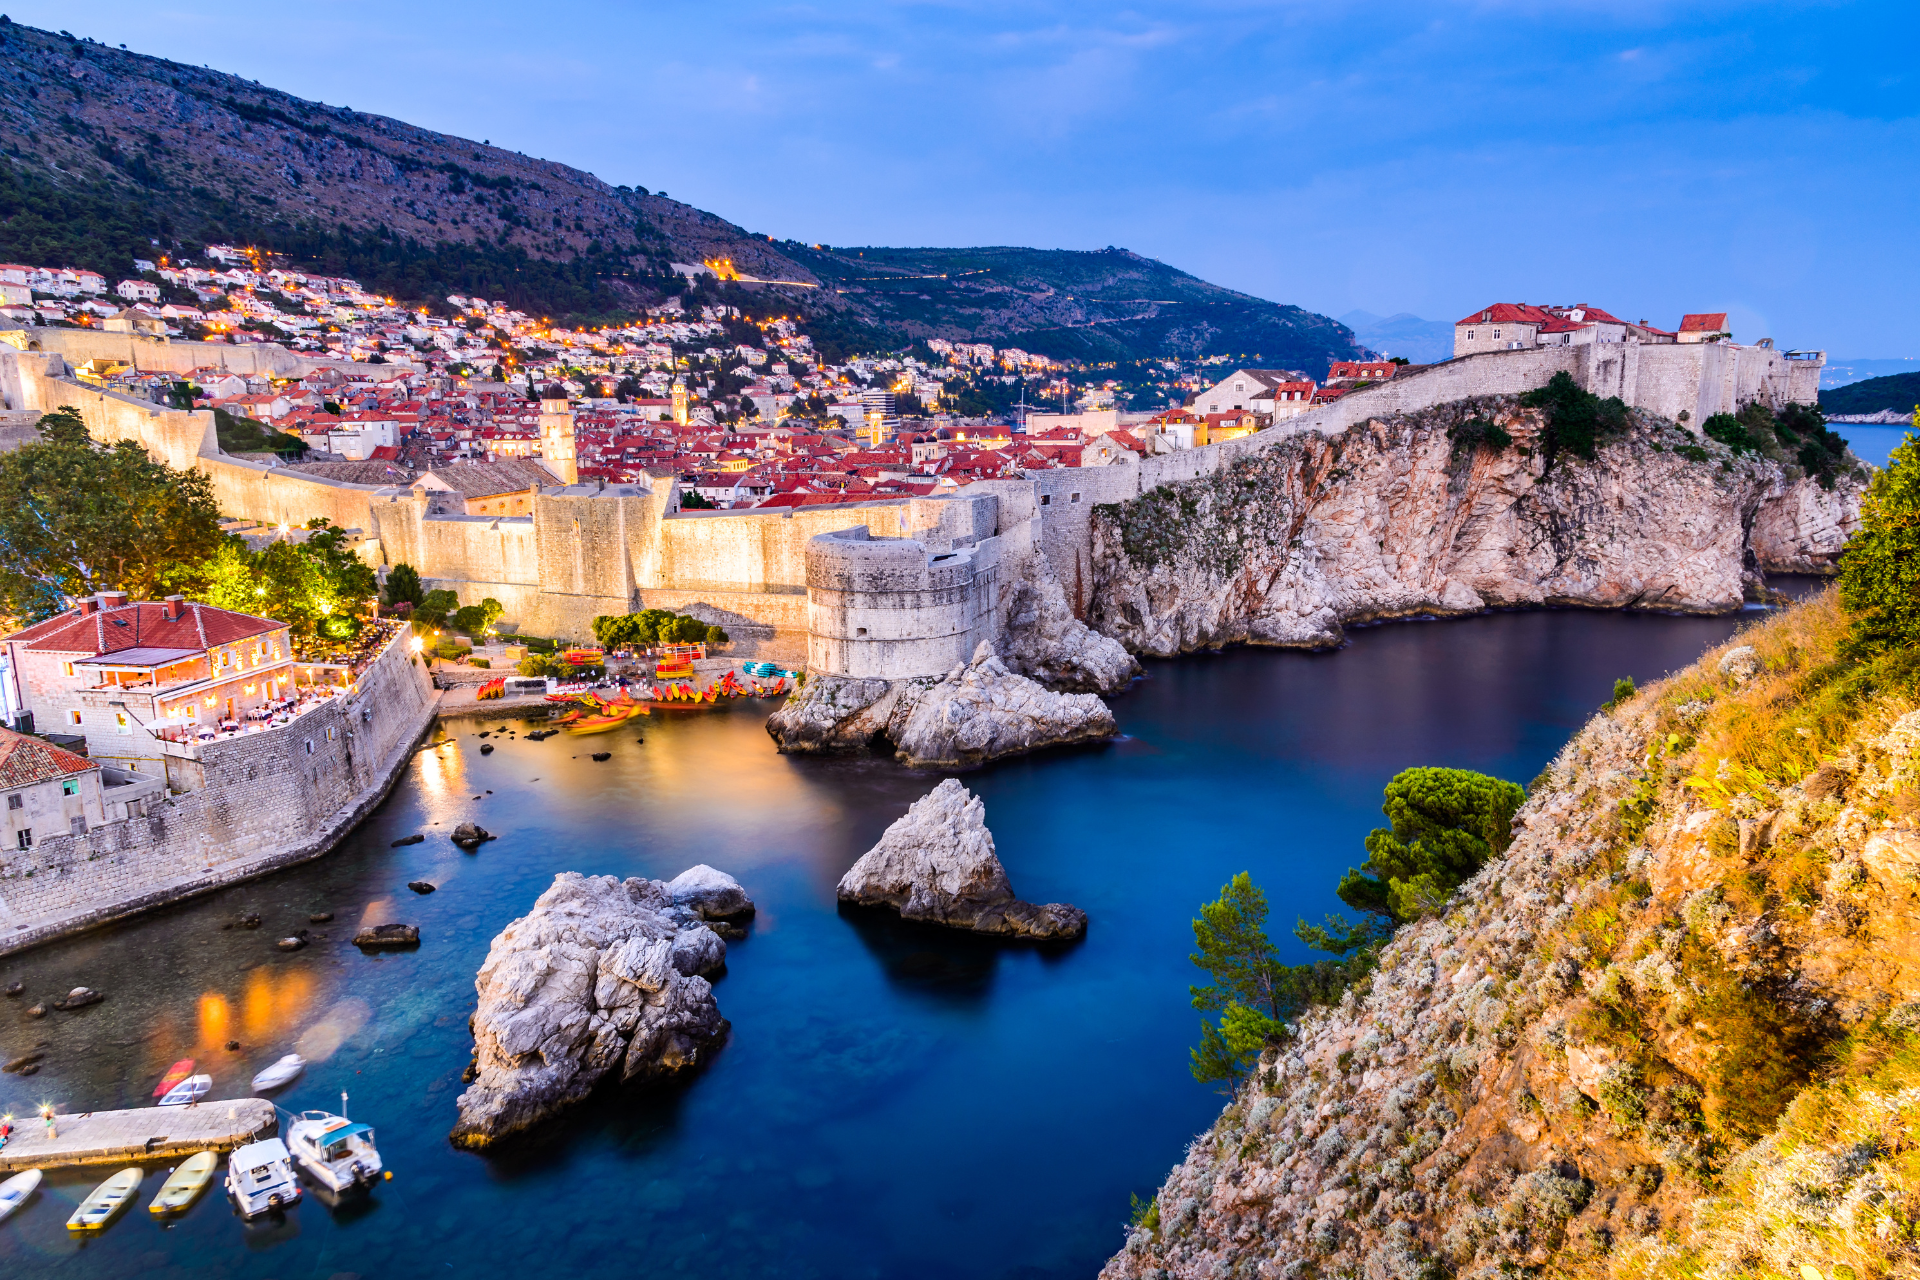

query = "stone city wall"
[{"left": 0, "top": 626, "right": 436, "bottom": 955}]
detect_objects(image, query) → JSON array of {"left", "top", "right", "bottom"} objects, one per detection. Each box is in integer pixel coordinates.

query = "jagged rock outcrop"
[
  {"left": 837, "top": 779, "right": 1086, "bottom": 940},
  {"left": 767, "top": 642, "right": 1118, "bottom": 768},
  {"left": 1089, "top": 402, "right": 1865, "bottom": 655},
  {"left": 1102, "top": 595, "right": 1920, "bottom": 1280},
  {"left": 450, "top": 871, "right": 732, "bottom": 1149},
  {"left": 999, "top": 544, "right": 1141, "bottom": 694}
]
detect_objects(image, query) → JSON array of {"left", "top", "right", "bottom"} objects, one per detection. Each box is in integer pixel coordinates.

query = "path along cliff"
[
  {"left": 1102, "top": 590, "right": 1920, "bottom": 1280},
  {"left": 1088, "top": 397, "right": 1862, "bottom": 656}
]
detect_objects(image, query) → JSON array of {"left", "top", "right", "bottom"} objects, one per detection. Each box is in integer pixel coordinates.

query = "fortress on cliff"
[{"left": 0, "top": 328, "right": 1825, "bottom": 676}]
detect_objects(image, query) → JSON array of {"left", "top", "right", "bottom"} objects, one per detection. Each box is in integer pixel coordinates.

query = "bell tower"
[{"left": 537, "top": 384, "right": 578, "bottom": 484}]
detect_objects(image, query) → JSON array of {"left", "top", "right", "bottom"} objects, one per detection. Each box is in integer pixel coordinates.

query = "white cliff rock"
[
  {"left": 999, "top": 544, "right": 1141, "bottom": 694},
  {"left": 767, "top": 642, "right": 1118, "bottom": 768},
  {"left": 1089, "top": 403, "right": 1864, "bottom": 656},
  {"left": 450, "top": 871, "right": 732, "bottom": 1149},
  {"left": 837, "top": 778, "right": 1087, "bottom": 940}
]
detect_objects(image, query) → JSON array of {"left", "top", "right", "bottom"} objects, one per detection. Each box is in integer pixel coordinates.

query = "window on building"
[
  {"left": 1040, "top": 494, "right": 1051, "bottom": 506},
  {"left": 115, "top": 713, "right": 130, "bottom": 735},
  {"left": 15, "top": 829, "right": 29, "bottom": 850},
  {"left": 5, "top": 793, "right": 20, "bottom": 810},
  {"left": 69, "top": 710, "right": 83, "bottom": 726},
  {"left": 69, "top": 816, "right": 85, "bottom": 836},
  {"left": 1070, "top": 492, "right": 1081, "bottom": 503},
  {"left": 61, "top": 779, "right": 78, "bottom": 796},
  {"left": 305, "top": 740, "right": 315, "bottom": 755},
  {"left": 62, "top": 661, "right": 76, "bottom": 677}
]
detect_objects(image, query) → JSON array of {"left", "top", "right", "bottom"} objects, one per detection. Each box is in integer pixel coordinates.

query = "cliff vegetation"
[{"left": 1102, "top": 437, "right": 1920, "bottom": 1280}]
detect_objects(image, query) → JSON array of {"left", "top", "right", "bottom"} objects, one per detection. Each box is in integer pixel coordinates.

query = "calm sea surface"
[{"left": 0, "top": 601, "right": 1800, "bottom": 1278}]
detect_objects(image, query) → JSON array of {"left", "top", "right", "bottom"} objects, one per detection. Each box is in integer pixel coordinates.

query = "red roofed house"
[
  {"left": 1325, "top": 360, "right": 1400, "bottom": 385},
  {"left": 1453, "top": 304, "right": 1558, "bottom": 356},
  {"left": 2, "top": 592, "right": 295, "bottom": 772},
  {"left": 0, "top": 724, "right": 108, "bottom": 850},
  {"left": 1677, "top": 313, "right": 1731, "bottom": 344}
]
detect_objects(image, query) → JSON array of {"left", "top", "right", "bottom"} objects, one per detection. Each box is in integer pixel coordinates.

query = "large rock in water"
[
  {"left": 836, "top": 779, "right": 1087, "bottom": 940},
  {"left": 449, "top": 872, "right": 732, "bottom": 1149},
  {"left": 767, "top": 642, "right": 1117, "bottom": 768}
]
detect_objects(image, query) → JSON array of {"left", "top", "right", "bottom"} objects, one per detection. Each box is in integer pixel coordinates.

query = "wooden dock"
[{"left": 0, "top": 1098, "right": 277, "bottom": 1172}]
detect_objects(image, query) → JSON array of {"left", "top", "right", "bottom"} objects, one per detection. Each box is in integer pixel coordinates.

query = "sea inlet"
[{"left": 0, "top": 599, "right": 1793, "bottom": 1277}]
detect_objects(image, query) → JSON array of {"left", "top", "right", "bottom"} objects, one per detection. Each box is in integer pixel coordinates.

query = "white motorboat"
[
  {"left": 0, "top": 1168, "right": 41, "bottom": 1223},
  {"left": 157, "top": 1073, "right": 212, "bottom": 1107},
  {"left": 287, "top": 1102, "right": 383, "bottom": 1194},
  {"left": 225, "top": 1137, "right": 300, "bottom": 1218},
  {"left": 251, "top": 1054, "right": 306, "bottom": 1092}
]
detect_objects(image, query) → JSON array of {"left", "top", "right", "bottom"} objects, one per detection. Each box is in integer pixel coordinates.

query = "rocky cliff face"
[
  {"left": 1089, "top": 401, "right": 1864, "bottom": 656},
  {"left": 999, "top": 542, "right": 1142, "bottom": 695},
  {"left": 450, "top": 871, "right": 741, "bottom": 1149},
  {"left": 1102, "top": 593, "right": 1920, "bottom": 1280},
  {"left": 767, "top": 642, "right": 1118, "bottom": 768}
]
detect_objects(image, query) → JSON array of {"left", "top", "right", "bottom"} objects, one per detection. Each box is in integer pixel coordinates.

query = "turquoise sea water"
[{"left": 0, "top": 604, "right": 1783, "bottom": 1278}]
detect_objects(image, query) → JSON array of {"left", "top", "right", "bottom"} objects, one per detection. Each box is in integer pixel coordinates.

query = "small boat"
[
  {"left": 225, "top": 1138, "right": 300, "bottom": 1218},
  {"left": 148, "top": 1151, "right": 217, "bottom": 1215},
  {"left": 153, "top": 1057, "right": 195, "bottom": 1098},
  {"left": 0, "top": 1168, "right": 41, "bottom": 1223},
  {"left": 287, "top": 1104, "right": 383, "bottom": 1194},
  {"left": 67, "top": 1167, "right": 140, "bottom": 1231},
  {"left": 157, "top": 1073, "right": 212, "bottom": 1107},
  {"left": 252, "top": 1054, "right": 306, "bottom": 1092}
]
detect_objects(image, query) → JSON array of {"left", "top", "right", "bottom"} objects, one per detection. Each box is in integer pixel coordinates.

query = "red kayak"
[{"left": 154, "top": 1058, "right": 195, "bottom": 1098}]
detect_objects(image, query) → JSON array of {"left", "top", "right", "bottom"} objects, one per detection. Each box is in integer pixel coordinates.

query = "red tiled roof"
[
  {"left": 0, "top": 725, "right": 98, "bottom": 786},
  {"left": 1456, "top": 303, "right": 1555, "bottom": 327},
  {"left": 4, "top": 599, "right": 284, "bottom": 656},
  {"left": 1680, "top": 313, "right": 1729, "bottom": 333}
]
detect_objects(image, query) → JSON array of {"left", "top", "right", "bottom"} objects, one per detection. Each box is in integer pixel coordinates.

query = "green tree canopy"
[
  {"left": 0, "top": 407, "right": 224, "bottom": 623},
  {"left": 384, "top": 563, "right": 425, "bottom": 608},
  {"left": 1336, "top": 767, "right": 1526, "bottom": 924},
  {"left": 415, "top": 589, "right": 461, "bottom": 631},
  {"left": 195, "top": 522, "right": 378, "bottom": 649},
  {"left": 1838, "top": 431, "right": 1920, "bottom": 654},
  {"left": 1521, "top": 370, "right": 1629, "bottom": 465}
]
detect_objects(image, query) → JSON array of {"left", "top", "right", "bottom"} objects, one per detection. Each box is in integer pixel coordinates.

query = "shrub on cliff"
[
  {"left": 1521, "top": 371, "right": 1628, "bottom": 466},
  {"left": 1838, "top": 431, "right": 1920, "bottom": 653},
  {"left": 1336, "top": 767, "right": 1526, "bottom": 925}
]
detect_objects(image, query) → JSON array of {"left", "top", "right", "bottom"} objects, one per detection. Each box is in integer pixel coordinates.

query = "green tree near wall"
[
  {"left": 0, "top": 407, "right": 223, "bottom": 623},
  {"left": 196, "top": 520, "right": 377, "bottom": 648},
  {"left": 384, "top": 563, "right": 425, "bottom": 608},
  {"left": 1521, "top": 370, "right": 1629, "bottom": 466},
  {"left": 1838, "top": 430, "right": 1920, "bottom": 655}
]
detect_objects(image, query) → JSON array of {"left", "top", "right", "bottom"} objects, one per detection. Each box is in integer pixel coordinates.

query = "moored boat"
[
  {"left": 153, "top": 1057, "right": 195, "bottom": 1098},
  {"left": 67, "top": 1167, "right": 140, "bottom": 1231},
  {"left": 0, "top": 1168, "right": 41, "bottom": 1223},
  {"left": 252, "top": 1053, "right": 306, "bottom": 1092},
  {"left": 148, "top": 1151, "right": 217, "bottom": 1215},
  {"left": 287, "top": 1106, "right": 383, "bottom": 1195},
  {"left": 157, "top": 1073, "right": 212, "bottom": 1106},
  {"left": 225, "top": 1138, "right": 300, "bottom": 1217}
]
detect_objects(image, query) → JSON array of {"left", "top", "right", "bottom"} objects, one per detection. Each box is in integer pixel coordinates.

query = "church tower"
[
  {"left": 537, "top": 385, "right": 578, "bottom": 484},
  {"left": 671, "top": 379, "right": 689, "bottom": 426}
]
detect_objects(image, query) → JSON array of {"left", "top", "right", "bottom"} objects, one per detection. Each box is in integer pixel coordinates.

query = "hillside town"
[{"left": 14, "top": 246, "right": 1428, "bottom": 509}]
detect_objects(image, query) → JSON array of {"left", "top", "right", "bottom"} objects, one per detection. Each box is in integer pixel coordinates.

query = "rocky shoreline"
[{"left": 766, "top": 642, "right": 1119, "bottom": 769}]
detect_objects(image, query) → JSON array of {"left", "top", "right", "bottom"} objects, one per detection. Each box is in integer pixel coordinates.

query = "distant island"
[{"left": 1819, "top": 370, "right": 1920, "bottom": 418}]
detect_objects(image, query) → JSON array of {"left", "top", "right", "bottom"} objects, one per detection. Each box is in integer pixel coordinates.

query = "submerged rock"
[
  {"left": 451, "top": 822, "right": 494, "bottom": 849},
  {"left": 408, "top": 881, "right": 437, "bottom": 895},
  {"left": 449, "top": 871, "right": 735, "bottom": 1149},
  {"left": 353, "top": 923, "right": 420, "bottom": 948},
  {"left": 52, "top": 986, "right": 103, "bottom": 1010},
  {"left": 837, "top": 779, "right": 1087, "bottom": 941},
  {"left": 391, "top": 834, "right": 425, "bottom": 847},
  {"left": 768, "top": 643, "right": 1118, "bottom": 769}
]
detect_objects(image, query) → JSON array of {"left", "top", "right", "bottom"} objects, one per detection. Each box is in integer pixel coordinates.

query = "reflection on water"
[{"left": 0, "top": 604, "right": 1781, "bottom": 1278}]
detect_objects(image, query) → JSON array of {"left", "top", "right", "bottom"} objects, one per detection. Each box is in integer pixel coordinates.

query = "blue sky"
[{"left": 31, "top": 1, "right": 1918, "bottom": 355}]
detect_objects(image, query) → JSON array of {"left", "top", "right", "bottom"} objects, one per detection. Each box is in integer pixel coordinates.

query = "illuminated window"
[
  {"left": 68, "top": 710, "right": 83, "bottom": 726},
  {"left": 62, "top": 661, "right": 76, "bottom": 677},
  {"left": 115, "top": 713, "right": 131, "bottom": 735}
]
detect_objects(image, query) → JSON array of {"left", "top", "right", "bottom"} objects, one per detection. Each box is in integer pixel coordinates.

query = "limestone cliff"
[
  {"left": 1102, "top": 593, "right": 1920, "bottom": 1280},
  {"left": 1088, "top": 400, "right": 1864, "bottom": 656}
]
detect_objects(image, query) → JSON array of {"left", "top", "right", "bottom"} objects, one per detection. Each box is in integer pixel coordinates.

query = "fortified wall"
[
  {"left": 0, "top": 330, "right": 1823, "bottom": 666},
  {"left": 0, "top": 625, "right": 436, "bottom": 955}
]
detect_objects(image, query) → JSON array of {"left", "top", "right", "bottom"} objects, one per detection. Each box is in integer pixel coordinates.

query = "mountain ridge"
[{"left": 0, "top": 20, "right": 1360, "bottom": 370}]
